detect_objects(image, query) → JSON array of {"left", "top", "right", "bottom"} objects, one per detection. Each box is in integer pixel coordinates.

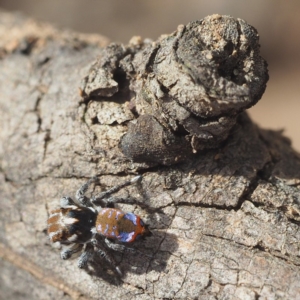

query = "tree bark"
[{"left": 0, "top": 10, "right": 300, "bottom": 300}]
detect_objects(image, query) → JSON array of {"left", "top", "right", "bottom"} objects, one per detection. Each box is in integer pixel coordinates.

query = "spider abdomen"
[{"left": 96, "top": 208, "right": 151, "bottom": 242}]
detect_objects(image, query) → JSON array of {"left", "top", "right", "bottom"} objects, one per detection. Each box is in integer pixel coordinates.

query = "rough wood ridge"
[{"left": 0, "top": 11, "right": 299, "bottom": 300}]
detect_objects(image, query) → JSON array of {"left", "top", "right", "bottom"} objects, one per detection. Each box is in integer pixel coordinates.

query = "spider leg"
[
  {"left": 91, "top": 175, "right": 142, "bottom": 206},
  {"left": 98, "top": 196, "right": 138, "bottom": 208},
  {"left": 104, "top": 238, "right": 136, "bottom": 254},
  {"left": 60, "top": 196, "right": 76, "bottom": 207},
  {"left": 60, "top": 243, "right": 82, "bottom": 260},
  {"left": 77, "top": 243, "right": 94, "bottom": 268},
  {"left": 76, "top": 177, "right": 98, "bottom": 207},
  {"left": 91, "top": 238, "right": 122, "bottom": 276}
]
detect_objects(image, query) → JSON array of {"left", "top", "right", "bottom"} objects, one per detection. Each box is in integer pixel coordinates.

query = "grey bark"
[{"left": 0, "top": 10, "right": 300, "bottom": 300}]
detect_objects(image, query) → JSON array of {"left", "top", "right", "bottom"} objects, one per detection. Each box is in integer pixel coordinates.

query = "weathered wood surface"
[{"left": 0, "top": 11, "right": 300, "bottom": 300}]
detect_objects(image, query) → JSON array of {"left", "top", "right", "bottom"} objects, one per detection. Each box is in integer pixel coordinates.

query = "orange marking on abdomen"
[{"left": 96, "top": 208, "right": 124, "bottom": 239}]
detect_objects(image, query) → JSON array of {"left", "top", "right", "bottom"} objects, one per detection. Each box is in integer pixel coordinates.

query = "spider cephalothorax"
[{"left": 47, "top": 175, "right": 151, "bottom": 275}]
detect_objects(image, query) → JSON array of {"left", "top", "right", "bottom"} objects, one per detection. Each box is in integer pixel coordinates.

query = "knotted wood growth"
[{"left": 82, "top": 15, "right": 269, "bottom": 165}]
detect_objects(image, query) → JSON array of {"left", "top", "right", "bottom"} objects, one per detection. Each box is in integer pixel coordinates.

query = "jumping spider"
[{"left": 47, "top": 175, "right": 151, "bottom": 275}]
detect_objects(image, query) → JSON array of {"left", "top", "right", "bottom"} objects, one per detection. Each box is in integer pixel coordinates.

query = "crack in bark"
[{"left": 204, "top": 232, "right": 300, "bottom": 267}]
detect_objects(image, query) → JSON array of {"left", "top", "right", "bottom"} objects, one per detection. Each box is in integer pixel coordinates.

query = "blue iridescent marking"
[
  {"left": 104, "top": 224, "right": 109, "bottom": 234},
  {"left": 115, "top": 210, "right": 122, "bottom": 219},
  {"left": 124, "top": 212, "right": 137, "bottom": 225},
  {"left": 118, "top": 231, "right": 135, "bottom": 242},
  {"left": 111, "top": 226, "right": 117, "bottom": 237},
  {"left": 108, "top": 210, "right": 113, "bottom": 218},
  {"left": 101, "top": 208, "right": 108, "bottom": 215}
]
